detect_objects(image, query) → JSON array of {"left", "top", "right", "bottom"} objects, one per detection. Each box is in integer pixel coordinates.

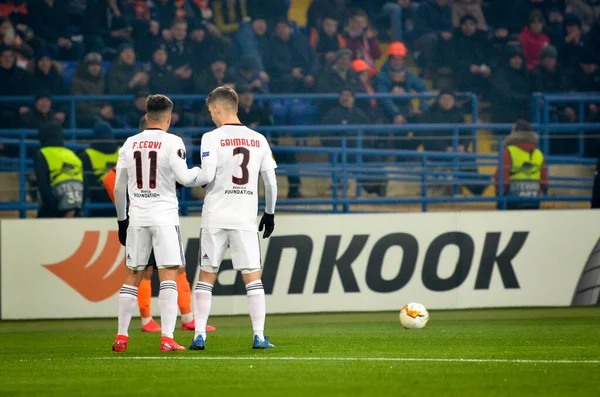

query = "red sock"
[{"left": 138, "top": 279, "right": 152, "bottom": 318}]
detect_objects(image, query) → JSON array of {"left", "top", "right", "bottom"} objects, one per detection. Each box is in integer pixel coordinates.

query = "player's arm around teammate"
[{"left": 189, "top": 86, "right": 277, "bottom": 351}]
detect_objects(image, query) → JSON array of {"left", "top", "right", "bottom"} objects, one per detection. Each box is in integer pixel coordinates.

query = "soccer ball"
[{"left": 399, "top": 302, "right": 429, "bottom": 329}]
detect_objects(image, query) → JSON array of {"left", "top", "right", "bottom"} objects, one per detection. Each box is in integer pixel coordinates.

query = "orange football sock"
[
  {"left": 138, "top": 279, "right": 152, "bottom": 319},
  {"left": 177, "top": 272, "right": 192, "bottom": 318}
]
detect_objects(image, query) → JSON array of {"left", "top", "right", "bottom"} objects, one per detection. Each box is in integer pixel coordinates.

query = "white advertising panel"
[{"left": 1, "top": 211, "right": 599, "bottom": 319}]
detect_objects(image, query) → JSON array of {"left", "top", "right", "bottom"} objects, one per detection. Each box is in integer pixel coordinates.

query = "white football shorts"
[
  {"left": 125, "top": 225, "right": 185, "bottom": 270},
  {"left": 199, "top": 228, "right": 261, "bottom": 274}
]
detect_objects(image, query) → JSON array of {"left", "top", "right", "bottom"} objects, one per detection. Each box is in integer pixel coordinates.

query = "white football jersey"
[
  {"left": 116, "top": 128, "right": 193, "bottom": 226},
  {"left": 200, "top": 124, "right": 277, "bottom": 231}
]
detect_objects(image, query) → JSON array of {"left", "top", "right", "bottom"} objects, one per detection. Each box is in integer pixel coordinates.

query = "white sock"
[
  {"left": 141, "top": 317, "right": 153, "bottom": 326},
  {"left": 158, "top": 281, "right": 178, "bottom": 339},
  {"left": 194, "top": 281, "right": 213, "bottom": 341},
  {"left": 246, "top": 280, "right": 265, "bottom": 341},
  {"left": 181, "top": 312, "right": 194, "bottom": 323},
  {"left": 118, "top": 284, "right": 138, "bottom": 337}
]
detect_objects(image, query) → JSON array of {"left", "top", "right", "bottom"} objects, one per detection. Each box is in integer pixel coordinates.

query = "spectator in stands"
[
  {"left": 321, "top": 87, "right": 388, "bottom": 196},
  {"left": 309, "top": 14, "right": 345, "bottom": 65},
  {"left": 106, "top": 16, "right": 134, "bottom": 58},
  {"left": 212, "top": 0, "right": 248, "bottom": 35},
  {"left": 489, "top": 24, "right": 511, "bottom": 69},
  {"left": 342, "top": 10, "right": 382, "bottom": 71},
  {"left": 126, "top": 0, "right": 161, "bottom": 61},
  {"left": 126, "top": 89, "right": 152, "bottom": 128},
  {"left": 236, "top": 84, "right": 303, "bottom": 198},
  {"left": 381, "top": 0, "right": 418, "bottom": 43},
  {"left": 27, "top": 0, "right": 84, "bottom": 61},
  {"left": 414, "top": 0, "right": 453, "bottom": 78},
  {"left": 375, "top": 42, "right": 429, "bottom": 125},
  {"left": 166, "top": 18, "right": 195, "bottom": 90},
  {"left": 530, "top": 45, "right": 577, "bottom": 122},
  {"left": 34, "top": 121, "right": 84, "bottom": 218},
  {"left": 567, "top": 0, "right": 600, "bottom": 33},
  {"left": 0, "top": 17, "right": 33, "bottom": 61},
  {"left": 0, "top": 44, "right": 28, "bottom": 129},
  {"left": 439, "top": 14, "right": 492, "bottom": 95},
  {"left": 78, "top": 121, "right": 119, "bottom": 218},
  {"left": 560, "top": 13, "right": 592, "bottom": 73},
  {"left": 268, "top": 19, "right": 319, "bottom": 93},
  {"left": 247, "top": 0, "right": 290, "bottom": 28},
  {"left": 189, "top": 0, "right": 215, "bottom": 25},
  {"left": 20, "top": 91, "right": 65, "bottom": 128},
  {"left": 27, "top": 48, "right": 66, "bottom": 97},
  {"left": 494, "top": 120, "right": 548, "bottom": 210},
  {"left": 193, "top": 57, "right": 232, "bottom": 94},
  {"left": 545, "top": 7, "right": 565, "bottom": 47},
  {"left": 418, "top": 91, "right": 467, "bottom": 152},
  {"left": 592, "top": 153, "right": 600, "bottom": 208},
  {"left": 106, "top": 43, "right": 149, "bottom": 115},
  {"left": 70, "top": 52, "right": 119, "bottom": 128},
  {"left": 452, "top": 0, "right": 487, "bottom": 30},
  {"left": 574, "top": 50, "right": 600, "bottom": 93},
  {"left": 520, "top": 10, "right": 551, "bottom": 71},
  {"left": 306, "top": 0, "right": 347, "bottom": 31},
  {"left": 489, "top": 46, "right": 532, "bottom": 123},
  {"left": 144, "top": 42, "right": 194, "bottom": 127},
  {"left": 230, "top": 14, "right": 270, "bottom": 82},
  {"left": 151, "top": 0, "right": 188, "bottom": 37},
  {"left": 232, "top": 56, "right": 269, "bottom": 93},
  {"left": 188, "top": 19, "right": 231, "bottom": 73},
  {"left": 352, "top": 58, "right": 387, "bottom": 123},
  {"left": 316, "top": 48, "right": 365, "bottom": 96}
]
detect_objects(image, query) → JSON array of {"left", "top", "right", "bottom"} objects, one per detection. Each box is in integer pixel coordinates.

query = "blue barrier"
[
  {"left": 0, "top": 92, "right": 479, "bottom": 130},
  {"left": 532, "top": 93, "right": 600, "bottom": 156},
  {"left": 0, "top": 134, "right": 593, "bottom": 217}
]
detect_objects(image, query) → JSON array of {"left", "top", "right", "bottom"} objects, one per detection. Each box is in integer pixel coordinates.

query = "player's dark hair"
[
  {"left": 146, "top": 94, "right": 173, "bottom": 122},
  {"left": 139, "top": 115, "right": 148, "bottom": 131},
  {"left": 206, "top": 85, "right": 238, "bottom": 110}
]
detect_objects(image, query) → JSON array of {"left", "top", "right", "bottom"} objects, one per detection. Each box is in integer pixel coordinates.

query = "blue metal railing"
[
  {"left": 0, "top": 134, "right": 594, "bottom": 217},
  {"left": 0, "top": 92, "right": 479, "bottom": 131},
  {"left": 532, "top": 92, "right": 600, "bottom": 156}
]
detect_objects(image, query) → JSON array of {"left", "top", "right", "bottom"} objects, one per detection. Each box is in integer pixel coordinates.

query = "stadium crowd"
[{"left": 0, "top": 0, "right": 599, "bottom": 206}]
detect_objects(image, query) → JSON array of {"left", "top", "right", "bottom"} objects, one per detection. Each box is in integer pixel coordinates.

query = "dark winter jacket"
[
  {"left": 414, "top": 0, "right": 452, "bottom": 38},
  {"left": 530, "top": 64, "right": 570, "bottom": 93},
  {"left": 267, "top": 34, "right": 319, "bottom": 78},
  {"left": 315, "top": 65, "right": 365, "bottom": 95},
  {"left": 20, "top": 108, "right": 59, "bottom": 129},
  {"left": 418, "top": 103, "right": 467, "bottom": 151},
  {"left": 489, "top": 52, "right": 532, "bottom": 123},
  {"left": 27, "top": 0, "right": 70, "bottom": 41},
  {"left": 447, "top": 29, "right": 491, "bottom": 74},
  {"left": 0, "top": 63, "right": 28, "bottom": 111},
  {"left": 27, "top": 66, "right": 66, "bottom": 97},
  {"left": 70, "top": 64, "right": 108, "bottom": 116},
  {"left": 146, "top": 62, "right": 183, "bottom": 94},
  {"left": 230, "top": 22, "right": 269, "bottom": 72}
]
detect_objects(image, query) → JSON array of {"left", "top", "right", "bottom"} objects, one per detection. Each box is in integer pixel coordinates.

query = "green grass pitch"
[{"left": 1, "top": 308, "right": 599, "bottom": 397}]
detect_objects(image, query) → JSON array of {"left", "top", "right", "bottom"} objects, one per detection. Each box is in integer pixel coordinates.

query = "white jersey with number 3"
[
  {"left": 116, "top": 128, "right": 194, "bottom": 226},
  {"left": 200, "top": 124, "right": 277, "bottom": 231}
]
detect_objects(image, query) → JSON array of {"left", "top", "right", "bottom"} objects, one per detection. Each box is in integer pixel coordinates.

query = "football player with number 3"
[
  {"left": 111, "top": 94, "right": 216, "bottom": 352},
  {"left": 189, "top": 86, "right": 278, "bottom": 351}
]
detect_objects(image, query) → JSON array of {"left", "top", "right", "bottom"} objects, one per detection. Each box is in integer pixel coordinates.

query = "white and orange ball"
[{"left": 399, "top": 302, "right": 429, "bottom": 329}]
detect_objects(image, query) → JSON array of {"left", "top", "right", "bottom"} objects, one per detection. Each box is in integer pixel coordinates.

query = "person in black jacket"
[
  {"left": 20, "top": 91, "right": 64, "bottom": 129},
  {"left": 0, "top": 44, "right": 28, "bottom": 130},
  {"left": 418, "top": 90, "right": 467, "bottom": 152},
  {"left": 26, "top": 48, "right": 67, "bottom": 98},
  {"left": 268, "top": 19, "right": 319, "bottom": 93},
  {"left": 489, "top": 45, "right": 532, "bottom": 123},
  {"left": 439, "top": 14, "right": 492, "bottom": 95}
]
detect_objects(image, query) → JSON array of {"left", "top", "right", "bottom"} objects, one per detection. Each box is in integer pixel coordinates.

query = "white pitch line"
[{"left": 88, "top": 357, "right": 600, "bottom": 365}]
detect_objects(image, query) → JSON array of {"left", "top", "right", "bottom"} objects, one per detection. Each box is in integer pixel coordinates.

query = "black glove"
[
  {"left": 259, "top": 213, "right": 274, "bottom": 239},
  {"left": 117, "top": 218, "right": 129, "bottom": 246}
]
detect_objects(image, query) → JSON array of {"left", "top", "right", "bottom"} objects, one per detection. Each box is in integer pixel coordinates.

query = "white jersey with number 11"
[{"left": 200, "top": 124, "right": 277, "bottom": 231}]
